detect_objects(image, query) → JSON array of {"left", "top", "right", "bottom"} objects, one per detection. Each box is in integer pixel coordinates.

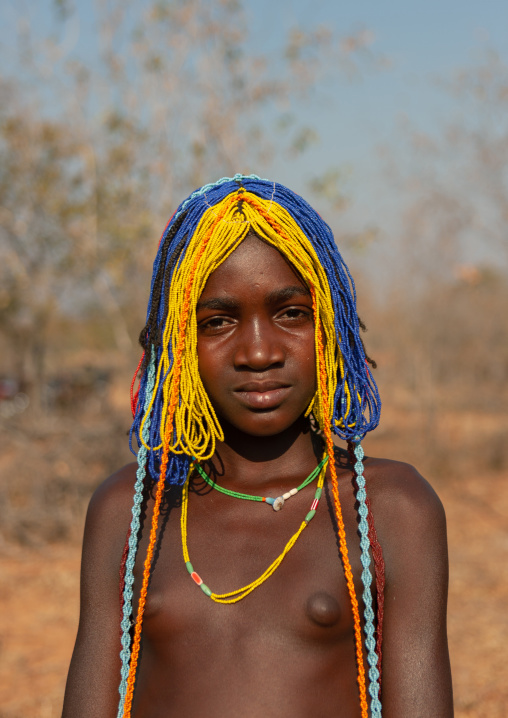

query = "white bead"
[
  {"left": 289, "top": 488, "right": 298, "bottom": 496},
  {"left": 273, "top": 496, "right": 285, "bottom": 511},
  {"left": 282, "top": 492, "right": 291, "bottom": 500}
]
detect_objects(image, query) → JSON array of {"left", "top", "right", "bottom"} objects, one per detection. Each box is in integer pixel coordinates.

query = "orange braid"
[
  {"left": 198, "top": 195, "right": 369, "bottom": 712},
  {"left": 313, "top": 292, "right": 368, "bottom": 718},
  {"left": 122, "top": 439, "right": 170, "bottom": 715},
  {"left": 236, "top": 197, "right": 365, "bottom": 701},
  {"left": 122, "top": 199, "right": 236, "bottom": 717}
]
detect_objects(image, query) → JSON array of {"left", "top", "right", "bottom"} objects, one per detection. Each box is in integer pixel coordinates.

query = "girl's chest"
[{"left": 136, "top": 483, "right": 369, "bottom": 651}]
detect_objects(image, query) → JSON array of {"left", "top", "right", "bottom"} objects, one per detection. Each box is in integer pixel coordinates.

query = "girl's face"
[{"left": 196, "top": 235, "right": 317, "bottom": 438}]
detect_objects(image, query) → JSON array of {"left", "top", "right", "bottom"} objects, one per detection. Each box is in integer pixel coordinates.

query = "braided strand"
[
  {"left": 351, "top": 440, "right": 382, "bottom": 716},
  {"left": 314, "top": 312, "right": 368, "bottom": 718},
  {"left": 121, "top": 198, "right": 239, "bottom": 716}
]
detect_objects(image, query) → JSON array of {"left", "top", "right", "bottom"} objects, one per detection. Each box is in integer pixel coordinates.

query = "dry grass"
[{"left": 0, "top": 548, "right": 79, "bottom": 718}]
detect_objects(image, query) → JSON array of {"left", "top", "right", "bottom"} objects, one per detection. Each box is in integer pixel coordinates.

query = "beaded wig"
[{"left": 118, "top": 175, "right": 383, "bottom": 718}]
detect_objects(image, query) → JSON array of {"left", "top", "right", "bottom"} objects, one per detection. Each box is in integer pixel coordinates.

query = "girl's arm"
[
  {"left": 370, "top": 460, "right": 454, "bottom": 717},
  {"left": 62, "top": 464, "right": 137, "bottom": 718}
]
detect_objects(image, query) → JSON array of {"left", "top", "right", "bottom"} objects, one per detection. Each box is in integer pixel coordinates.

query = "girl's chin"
[{"left": 218, "top": 411, "right": 309, "bottom": 439}]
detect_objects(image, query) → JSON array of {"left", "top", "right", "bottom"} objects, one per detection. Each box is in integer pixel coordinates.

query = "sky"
[
  {"left": 244, "top": 1, "right": 508, "bottom": 214},
  {"left": 245, "top": 0, "right": 508, "bottom": 280},
  {"left": 3, "top": 1, "right": 506, "bottom": 171},
  {"left": 1, "top": 0, "right": 507, "bottom": 282}
]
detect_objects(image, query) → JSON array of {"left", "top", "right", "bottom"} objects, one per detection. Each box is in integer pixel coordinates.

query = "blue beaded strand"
[
  {"left": 117, "top": 354, "right": 156, "bottom": 717},
  {"left": 354, "top": 440, "right": 382, "bottom": 717}
]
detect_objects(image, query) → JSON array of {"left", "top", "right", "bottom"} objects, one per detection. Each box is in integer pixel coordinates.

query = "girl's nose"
[{"left": 233, "top": 318, "right": 285, "bottom": 370}]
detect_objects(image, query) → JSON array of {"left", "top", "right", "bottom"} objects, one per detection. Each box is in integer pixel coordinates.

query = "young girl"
[{"left": 62, "top": 175, "right": 453, "bottom": 717}]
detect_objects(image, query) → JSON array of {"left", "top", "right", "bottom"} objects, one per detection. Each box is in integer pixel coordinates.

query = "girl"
[{"left": 63, "top": 175, "right": 453, "bottom": 718}]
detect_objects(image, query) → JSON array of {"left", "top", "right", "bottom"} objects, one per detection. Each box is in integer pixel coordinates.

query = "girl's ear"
[{"left": 308, "top": 412, "right": 324, "bottom": 438}]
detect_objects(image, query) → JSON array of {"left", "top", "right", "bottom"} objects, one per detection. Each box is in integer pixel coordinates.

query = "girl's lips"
[{"left": 234, "top": 386, "right": 291, "bottom": 410}]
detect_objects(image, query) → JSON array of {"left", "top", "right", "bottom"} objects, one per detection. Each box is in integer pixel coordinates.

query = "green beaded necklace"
[{"left": 193, "top": 454, "right": 328, "bottom": 511}]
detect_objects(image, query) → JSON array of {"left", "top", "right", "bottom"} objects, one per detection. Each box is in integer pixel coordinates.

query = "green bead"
[
  {"left": 305, "top": 509, "right": 316, "bottom": 523},
  {"left": 194, "top": 455, "right": 327, "bottom": 502},
  {"left": 314, "top": 487, "right": 322, "bottom": 500},
  {"left": 185, "top": 561, "right": 194, "bottom": 574},
  {"left": 200, "top": 583, "right": 212, "bottom": 597}
]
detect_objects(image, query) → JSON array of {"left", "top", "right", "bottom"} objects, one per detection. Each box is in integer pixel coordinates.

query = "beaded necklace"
[
  {"left": 193, "top": 455, "right": 328, "bottom": 511},
  {"left": 181, "top": 459, "right": 327, "bottom": 604}
]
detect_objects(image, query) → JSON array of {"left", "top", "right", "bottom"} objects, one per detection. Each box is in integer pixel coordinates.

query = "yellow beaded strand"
[
  {"left": 181, "top": 461, "right": 327, "bottom": 604},
  {"left": 138, "top": 189, "right": 358, "bottom": 461}
]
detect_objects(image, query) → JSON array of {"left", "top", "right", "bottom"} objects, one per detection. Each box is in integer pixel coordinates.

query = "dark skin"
[{"left": 62, "top": 236, "right": 454, "bottom": 717}]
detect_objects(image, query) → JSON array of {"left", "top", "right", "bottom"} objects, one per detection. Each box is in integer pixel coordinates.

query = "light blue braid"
[
  {"left": 117, "top": 354, "right": 156, "bottom": 717},
  {"left": 354, "top": 440, "right": 382, "bottom": 717},
  {"left": 177, "top": 173, "right": 269, "bottom": 217}
]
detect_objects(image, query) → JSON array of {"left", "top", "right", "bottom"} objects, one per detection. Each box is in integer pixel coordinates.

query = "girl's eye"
[
  {"left": 207, "top": 317, "right": 226, "bottom": 328},
  {"left": 279, "top": 307, "right": 312, "bottom": 321},
  {"left": 199, "top": 316, "right": 232, "bottom": 332}
]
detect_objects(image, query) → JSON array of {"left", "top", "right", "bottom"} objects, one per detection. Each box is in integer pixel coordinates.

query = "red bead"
[{"left": 191, "top": 572, "right": 203, "bottom": 585}]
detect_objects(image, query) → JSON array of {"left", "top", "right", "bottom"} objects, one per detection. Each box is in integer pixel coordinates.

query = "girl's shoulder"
[
  {"left": 359, "top": 455, "right": 448, "bottom": 581},
  {"left": 362, "top": 455, "right": 446, "bottom": 524}
]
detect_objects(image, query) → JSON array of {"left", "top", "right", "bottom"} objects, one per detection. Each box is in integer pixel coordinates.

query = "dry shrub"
[
  {"left": 360, "top": 266, "right": 508, "bottom": 477},
  {"left": 0, "top": 371, "right": 133, "bottom": 547}
]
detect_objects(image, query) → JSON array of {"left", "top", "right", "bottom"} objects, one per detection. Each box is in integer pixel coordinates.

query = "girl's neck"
[{"left": 208, "top": 417, "right": 324, "bottom": 490}]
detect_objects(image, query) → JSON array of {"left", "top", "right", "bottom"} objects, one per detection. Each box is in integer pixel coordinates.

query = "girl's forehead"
[{"left": 201, "top": 235, "right": 308, "bottom": 294}]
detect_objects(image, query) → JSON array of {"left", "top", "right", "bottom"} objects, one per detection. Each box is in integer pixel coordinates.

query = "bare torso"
[
  {"left": 132, "top": 451, "right": 363, "bottom": 718},
  {"left": 62, "top": 447, "right": 453, "bottom": 718}
]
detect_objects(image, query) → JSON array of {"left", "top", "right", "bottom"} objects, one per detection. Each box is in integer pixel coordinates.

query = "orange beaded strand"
[
  {"left": 121, "top": 199, "right": 236, "bottom": 717},
  {"left": 313, "top": 293, "right": 369, "bottom": 718}
]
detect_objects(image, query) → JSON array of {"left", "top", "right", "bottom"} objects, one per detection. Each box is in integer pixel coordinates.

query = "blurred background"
[{"left": 0, "top": 1, "right": 507, "bottom": 716}]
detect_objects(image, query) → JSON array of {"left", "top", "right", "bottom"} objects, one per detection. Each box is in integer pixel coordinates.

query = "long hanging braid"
[{"left": 118, "top": 175, "right": 383, "bottom": 718}]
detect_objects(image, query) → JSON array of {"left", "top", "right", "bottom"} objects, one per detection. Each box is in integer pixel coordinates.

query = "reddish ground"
[{"left": 0, "top": 471, "right": 506, "bottom": 717}]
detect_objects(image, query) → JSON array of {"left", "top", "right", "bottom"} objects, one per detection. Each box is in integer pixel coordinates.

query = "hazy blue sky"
[
  {"left": 1, "top": 0, "right": 506, "bottom": 278},
  {"left": 247, "top": 1, "right": 508, "bottom": 276},
  {"left": 3, "top": 0, "right": 505, "bottom": 175},
  {"left": 245, "top": 1, "right": 508, "bottom": 206}
]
